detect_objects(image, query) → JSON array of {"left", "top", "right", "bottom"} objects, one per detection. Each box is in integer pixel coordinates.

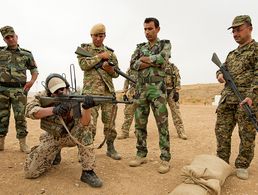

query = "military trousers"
[
  {"left": 121, "top": 102, "right": 137, "bottom": 136},
  {"left": 215, "top": 102, "right": 257, "bottom": 169},
  {"left": 24, "top": 124, "right": 95, "bottom": 179},
  {"left": 0, "top": 88, "right": 27, "bottom": 138},
  {"left": 167, "top": 93, "right": 185, "bottom": 136},
  {"left": 135, "top": 82, "right": 171, "bottom": 161},
  {"left": 91, "top": 103, "right": 118, "bottom": 141}
]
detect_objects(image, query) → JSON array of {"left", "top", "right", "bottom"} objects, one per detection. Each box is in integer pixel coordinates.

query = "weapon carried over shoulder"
[
  {"left": 211, "top": 52, "right": 258, "bottom": 132},
  {"left": 40, "top": 94, "right": 133, "bottom": 118},
  {"left": 75, "top": 47, "right": 136, "bottom": 84}
]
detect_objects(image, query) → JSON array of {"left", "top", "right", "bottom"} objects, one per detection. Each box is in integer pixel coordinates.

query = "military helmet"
[{"left": 45, "top": 73, "right": 70, "bottom": 95}]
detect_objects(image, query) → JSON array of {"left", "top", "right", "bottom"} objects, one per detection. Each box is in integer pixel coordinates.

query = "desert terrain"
[{"left": 0, "top": 83, "right": 258, "bottom": 195}]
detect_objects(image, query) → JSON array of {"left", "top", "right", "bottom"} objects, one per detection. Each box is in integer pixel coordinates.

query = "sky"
[{"left": 1, "top": 0, "right": 257, "bottom": 92}]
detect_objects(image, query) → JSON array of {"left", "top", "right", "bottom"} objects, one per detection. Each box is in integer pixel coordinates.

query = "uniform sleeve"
[
  {"left": 26, "top": 52, "right": 38, "bottom": 74},
  {"left": 25, "top": 91, "right": 44, "bottom": 119},
  {"left": 130, "top": 46, "right": 142, "bottom": 71},
  {"left": 250, "top": 49, "right": 258, "bottom": 96},
  {"left": 149, "top": 42, "right": 171, "bottom": 65}
]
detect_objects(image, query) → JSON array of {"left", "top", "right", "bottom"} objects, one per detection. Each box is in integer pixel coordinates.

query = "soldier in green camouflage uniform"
[
  {"left": 128, "top": 18, "right": 171, "bottom": 174},
  {"left": 165, "top": 62, "right": 187, "bottom": 140},
  {"left": 215, "top": 15, "right": 257, "bottom": 180},
  {"left": 24, "top": 74, "right": 102, "bottom": 188},
  {"left": 77, "top": 23, "right": 121, "bottom": 160},
  {"left": 117, "top": 67, "right": 138, "bottom": 139},
  {"left": 0, "top": 26, "right": 38, "bottom": 153}
]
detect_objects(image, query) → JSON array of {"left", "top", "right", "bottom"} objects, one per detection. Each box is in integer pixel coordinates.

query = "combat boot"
[
  {"left": 158, "top": 160, "right": 170, "bottom": 174},
  {"left": 19, "top": 137, "right": 31, "bottom": 154},
  {"left": 129, "top": 156, "right": 147, "bottom": 167},
  {"left": 0, "top": 136, "right": 5, "bottom": 151},
  {"left": 236, "top": 168, "right": 249, "bottom": 180},
  {"left": 106, "top": 141, "right": 121, "bottom": 160},
  {"left": 178, "top": 132, "right": 187, "bottom": 140},
  {"left": 52, "top": 150, "right": 62, "bottom": 165},
  {"left": 117, "top": 133, "right": 129, "bottom": 140},
  {"left": 80, "top": 170, "right": 103, "bottom": 188}
]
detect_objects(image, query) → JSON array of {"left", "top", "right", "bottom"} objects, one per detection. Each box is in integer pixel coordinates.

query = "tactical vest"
[{"left": 40, "top": 115, "right": 75, "bottom": 137}]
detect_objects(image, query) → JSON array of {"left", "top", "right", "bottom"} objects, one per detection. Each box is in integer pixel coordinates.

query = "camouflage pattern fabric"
[
  {"left": 0, "top": 46, "right": 38, "bottom": 138},
  {"left": 77, "top": 43, "right": 119, "bottom": 142},
  {"left": 24, "top": 91, "right": 95, "bottom": 178},
  {"left": 215, "top": 40, "right": 258, "bottom": 169},
  {"left": 130, "top": 39, "right": 171, "bottom": 161},
  {"left": 121, "top": 68, "right": 138, "bottom": 135},
  {"left": 165, "top": 63, "right": 186, "bottom": 136}
]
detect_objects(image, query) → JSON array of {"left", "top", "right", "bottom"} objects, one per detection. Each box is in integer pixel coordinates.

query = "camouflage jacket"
[
  {"left": 217, "top": 39, "right": 258, "bottom": 103},
  {"left": 77, "top": 43, "right": 119, "bottom": 95},
  {"left": 0, "top": 45, "right": 38, "bottom": 85},
  {"left": 165, "top": 62, "right": 181, "bottom": 91},
  {"left": 123, "top": 67, "right": 138, "bottom": 97},
  {"left": 130, "top": 39, "right": 171, "bottom": 79}
]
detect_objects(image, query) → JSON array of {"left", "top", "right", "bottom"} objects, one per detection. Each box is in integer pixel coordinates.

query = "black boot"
[
  {"left": 52, "top": 150, "right": 61, "bottom": 165},
  {"left": 106, "top": 141, "right": 121, "bottom": 160},
  {"left": 80, "top": 170, "right": 103, "bottom": 188}
]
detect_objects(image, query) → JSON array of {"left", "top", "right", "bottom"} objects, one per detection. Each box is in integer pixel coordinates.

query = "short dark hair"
[{"left": 144, "top": 17, "right": 160, "bottom": 28}]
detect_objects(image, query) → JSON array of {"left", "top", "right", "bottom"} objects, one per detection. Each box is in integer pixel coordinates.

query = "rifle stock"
[
  {"left": 75, "top": 47, "right": 136, "bottom": 84},
  {"left": 212, "top": 52, "right": 258, "bottom": 131}
]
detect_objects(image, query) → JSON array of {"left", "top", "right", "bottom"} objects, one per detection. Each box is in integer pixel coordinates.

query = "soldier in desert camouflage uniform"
[
  {"left": 165, "top": 62, "right": 187, "bottom": 140},
  {"left": 117, "top": 67, "right": 138, "bottom": 139},
  {"left": 24, "top": 74, "right": 102, "bottom": 188},
  {"left": 215, "top": 15, "right": 257, "bottom": 180},
  {"left": 0, "top": 26, "right": 38, "bottom": 153},
  {"left": 128, "top": 18, "right": 171, "bottom": 174},
  {"left": 77, "top": 23, "right": 121, "bottom": 160}
]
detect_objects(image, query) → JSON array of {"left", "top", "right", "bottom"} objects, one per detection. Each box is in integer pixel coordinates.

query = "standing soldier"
[
  {"left": 0, "top": 26, "right": 38, "bottom": 153},
  {"left": 129, "top": 17, "right": 171, "bottom": 174},
  {"left": 165, "top": 62, "right": 187, "bottom": 140},
  {"left": 215, "top": 15, "right": 257, "bottom": 180},
  {"left": 24, "top": 74, "right": 102, "bottom": 188},
  {"left": 117, "top": 67, "right": 138, "bottom": 139},
  {"left": 77, "top": 23, "right": 121, "bottom": 160}
]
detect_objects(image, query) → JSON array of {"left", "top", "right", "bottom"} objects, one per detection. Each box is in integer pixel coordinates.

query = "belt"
[
  {"left": 0, "top": 81, "right": 26, "bottom": 88},
  {"left": 138, "top": 76, "right": 164, "bottom": 84}
]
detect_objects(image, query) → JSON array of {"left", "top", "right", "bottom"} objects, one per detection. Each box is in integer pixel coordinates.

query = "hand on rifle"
[
  {"left": 53, "top": 103, "right": 71, "bottom": 116},
  {"left": 240, "top": 97, "right": 253, "bottom": 108},
  {"left": 217, "top": 73, "right": 226, "bottom": 83},
  {"left": 102, "top": 61, "right": 115, "bottom": 73},
  {"left": 82, "top": 96, "right": 95, "bottom": 109},
  {"left": 98, "top": 51, "right": 110, "bottom": 60}
]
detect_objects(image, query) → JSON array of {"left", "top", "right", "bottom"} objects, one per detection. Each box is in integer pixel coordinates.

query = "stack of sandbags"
[{"left": 170, "top": 154, "right": 234, "bottom": 195}]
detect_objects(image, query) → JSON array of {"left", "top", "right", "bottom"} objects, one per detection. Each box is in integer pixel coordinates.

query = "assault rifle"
[
  {"left": 211, "top": 53, "right": 258, "bottom": 132},
  {"left": 40, "top": 94, "right": 132, "bottom": 118},
  {"left": 75, "top": 47, "right": 136, "bottom": 84}
]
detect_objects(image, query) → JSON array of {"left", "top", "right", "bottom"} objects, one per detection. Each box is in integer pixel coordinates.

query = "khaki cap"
[
  {"left": 90, "top": 23, "right": 106, "bottom": 35},
  {"left": 228, "top": 15, "right": 252, "bottom": 30},
  {"left": 0, "top": 26, "right": 15, "bottom": 38},
  {"left": 48, "top": 77, "right": 66, "bottom": 93}
]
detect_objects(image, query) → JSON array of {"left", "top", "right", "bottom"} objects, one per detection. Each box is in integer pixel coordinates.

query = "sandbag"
[
  {"left": 169, "top": 154, "right": 234, "bottom": 195},
  {"left": 170, "top": 183, "right": 209, "bottom": 195}
]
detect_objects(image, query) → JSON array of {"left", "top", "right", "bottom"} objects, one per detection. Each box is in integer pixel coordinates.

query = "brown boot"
[
  {"left": 129, "top": 156, "right": 147, "bottom": 167},
  {"left": 0, "top": 136, "right": 5, "bottom": 151},
  {"left": 19, "top": 138, "right": 31, "bottom": 154},
  {"left": 158, "top": 160, "right": 170, "bottom": 174},
  {"left": 178, "top": 132, "right": 187, "bottom": 140},
  {"left": 106, "top": 141, "right": 121, "bottom": 160}
]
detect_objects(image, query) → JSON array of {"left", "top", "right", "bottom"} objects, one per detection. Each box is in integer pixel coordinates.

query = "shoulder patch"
[
  {"left": 105, "top": 46, "right": 114, "bottom": 52},
  {"left": 81, "top": 43, "right": 90, "bottom": 49},
  {"left": 136, "top": 42, "right": 146, "bottom": 48},
  {"left": 160, "top": 39, "right": 170, "bottom": 44},
  {"left": 20, "top": 48, "right": 32, "bottom": 53}
]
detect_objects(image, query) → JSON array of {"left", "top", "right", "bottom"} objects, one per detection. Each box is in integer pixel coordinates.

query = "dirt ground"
[{"left": 1, "top": 101, "right": 258, "bottom": 194}]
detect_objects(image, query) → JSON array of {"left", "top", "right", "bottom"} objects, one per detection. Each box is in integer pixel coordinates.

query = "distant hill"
[{"left": 180, "top": 83, "right": 223, "bottom": 105}]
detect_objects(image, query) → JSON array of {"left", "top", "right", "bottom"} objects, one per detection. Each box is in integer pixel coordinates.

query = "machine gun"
[
  {"left": 75, "top": 47, "right": 136, "bottom": 84},
  {"left": 40, "top": 94, "right": 132, "bottom": 118},
  {"left": 211, "top": 52, "right": 258, "bottom": 132}
]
